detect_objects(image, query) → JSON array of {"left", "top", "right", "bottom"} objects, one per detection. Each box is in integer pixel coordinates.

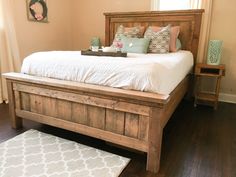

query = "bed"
[
  {"left": 3, "top": 10, "right": 204, "bottom": 173},
  {"left": 21, "top": 51, "right": 194, "bottom": 95}
]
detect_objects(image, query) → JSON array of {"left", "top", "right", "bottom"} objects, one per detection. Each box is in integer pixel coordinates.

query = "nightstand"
[{"left": 194, "top": 63, "right": 225, "bottom": 110}]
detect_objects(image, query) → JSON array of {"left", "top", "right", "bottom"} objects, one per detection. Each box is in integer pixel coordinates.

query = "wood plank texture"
[
  {"left": 57, "top": 100, "right": 72, "bottom": 121},
  {"left": 15, "top": 109, "right": 148, "bottom": 152},
  {"left": 42, "top": 97, "right": 57, "bottom": 117},
  {"left": 21, "top": 92, "right": 30, "bottom": 111},
  {"left": 71, "top": 103, "right": 88, "bottom": 125},
  {"left": 105, "top": 109, "right": 125, "bottom": 135},
  {"left": 14, "top": 91, "right": 21, "bottom": 110},
  {"left": 104, "top": 9, "right": 204, "bottom": 64},
  {"left": 147, "top": 108, "right": 163, "bottom": 173},
  {"left": 6, "top": 81, "right": 22, "bottom": 129},
  {"left": 138, "top": 115, "right": 149, "bottom": 141},
  {"left": 13, "top": 83, "right": 151, "bottom": 116},
  {"left": 30, "top": 95, "right": 43, "bottom": 114},
  {"left": 4, "top": 73, "right": 169, "bottom": 105},
  {"left": 125, "top": 113, "right": 139, "bottom": 138},
  {"left": 87, "top": 106, "right": 105, "bottom": 129}
]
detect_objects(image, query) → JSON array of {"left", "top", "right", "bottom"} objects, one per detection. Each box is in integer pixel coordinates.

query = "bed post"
[
  {"left": 6, "top": 80, "right": 22, "bottom": 129},
  {"left": 147, "top": 107, "right": 164, "bottom": 173}
]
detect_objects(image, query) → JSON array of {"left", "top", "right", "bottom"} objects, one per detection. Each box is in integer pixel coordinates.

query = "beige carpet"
[{"left": 0, "top": 129, "right": 130, "bottom": 177}]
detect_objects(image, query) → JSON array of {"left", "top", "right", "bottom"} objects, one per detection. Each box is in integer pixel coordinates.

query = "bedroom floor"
[{"left": 0, "top": 101, "right": 236, "bottom": 177}]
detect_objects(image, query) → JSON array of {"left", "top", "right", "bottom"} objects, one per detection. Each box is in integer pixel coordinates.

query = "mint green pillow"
[
  {"left": 176, "top": 38, "right": 182, "bottom": 51},
  {"left": 120, "top": 36, "right": 150, "bottom": 54}
]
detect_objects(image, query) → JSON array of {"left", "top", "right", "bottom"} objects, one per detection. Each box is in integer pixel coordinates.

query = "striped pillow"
[{"left": 144, "top": 25, "right": 171, "bottom": 53}]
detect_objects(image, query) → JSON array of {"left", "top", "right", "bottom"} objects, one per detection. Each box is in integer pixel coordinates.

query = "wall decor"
[{"left": 26, "top": 0, "right": 48, "bottom": 22}]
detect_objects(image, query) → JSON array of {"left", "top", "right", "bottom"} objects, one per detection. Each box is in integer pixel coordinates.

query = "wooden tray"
[{"left": 81, "top": 50, "right": 127, "bottom": 57}]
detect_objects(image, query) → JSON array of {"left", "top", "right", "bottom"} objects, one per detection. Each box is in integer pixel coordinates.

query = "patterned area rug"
[{"left": 0, "top": 130, "right": 130, "bottom": 177}]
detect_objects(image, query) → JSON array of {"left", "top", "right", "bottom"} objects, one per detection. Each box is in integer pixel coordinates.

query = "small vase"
[
  {"left": 207, "top": 40, "right": 223, "bottom": 65},
  {"left": 90, "top": 37, "right": 100, "bottom": 48}
]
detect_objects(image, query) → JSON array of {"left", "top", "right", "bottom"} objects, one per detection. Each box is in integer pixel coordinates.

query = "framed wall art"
[{"left": 26, "top": 0, "right": 48, "bottom": 22}]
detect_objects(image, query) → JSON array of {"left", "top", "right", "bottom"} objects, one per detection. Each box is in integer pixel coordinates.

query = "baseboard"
[
  {"left": 219, "top": 93, "right": 236, "bottom": 104},
  {"left": 199, "top": 91, "right": 236, "bottom": 104}
]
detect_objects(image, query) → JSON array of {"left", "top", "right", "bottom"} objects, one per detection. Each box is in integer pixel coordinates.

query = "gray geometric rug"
[{"left": 0, "top": 129, "right": 130, "bottom": 177}]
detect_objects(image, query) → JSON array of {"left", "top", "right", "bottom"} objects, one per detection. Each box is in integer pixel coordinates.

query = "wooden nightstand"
[{"left": 194, "top": 63, "right": 225, "bottom": 110}]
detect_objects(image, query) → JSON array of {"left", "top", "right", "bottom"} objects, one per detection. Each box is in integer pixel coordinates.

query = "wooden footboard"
[{"left": 3, "top": 72, "right": 189, "bottom": 173}]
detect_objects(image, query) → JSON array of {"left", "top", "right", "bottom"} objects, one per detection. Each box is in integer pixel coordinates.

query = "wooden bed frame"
[{"left": 4, "top": 10, "right": 203, "bottom": 173}]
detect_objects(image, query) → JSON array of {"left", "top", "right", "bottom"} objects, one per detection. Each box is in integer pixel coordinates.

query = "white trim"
[
  {"left": 151, "top": 0, "right": 160, "bottom": 10},
  {"left": 219, "top": 93, "right": 236, "bottom": 104}
]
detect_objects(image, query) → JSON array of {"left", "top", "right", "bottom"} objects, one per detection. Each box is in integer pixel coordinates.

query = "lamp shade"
[{"left": 207, "top": 40, "right": 223, "bottom": 65}]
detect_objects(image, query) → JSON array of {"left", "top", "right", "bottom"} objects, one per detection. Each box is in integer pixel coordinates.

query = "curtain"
[
  {"left": 151, "top": 0, "right": 159, "bottom": 11},
  {"left": 190, "top": 0, "right": 213, "bottom": 63},
  {"left": 0, "top": 0, "right": 21, "bottom": 103}
]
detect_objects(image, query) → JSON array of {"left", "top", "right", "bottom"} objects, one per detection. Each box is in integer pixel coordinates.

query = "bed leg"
[
  {"left": 146, "top": 108, "right": 163, "bottom": 173},
  {"left": 146, "top": 128, "right": 163, "bottom": 173},
  {"left": 7, "top": 81, "right": 22, "bottom": 129},
  {"left": 11, "top": 114, "right": 22, "bottom": 129}
]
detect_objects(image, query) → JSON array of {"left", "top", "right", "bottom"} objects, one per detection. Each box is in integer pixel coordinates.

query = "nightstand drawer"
[{"left": 195, "top": 63, "right": 225, "bottom": 77}]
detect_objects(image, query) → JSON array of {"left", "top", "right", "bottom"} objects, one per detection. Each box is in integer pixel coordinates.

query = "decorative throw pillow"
[
  {"left": 176, "top": 38, "right": 182, "bottom": 51},
  {"left": 120, "top": 36, "right": 150, "bottom": 54},
  {"left": 112, "top": 25, "right": 145, "bottom": 46},
  {"left": 144, "top": 25, "right": 171, "bottom": 54},
  {"left": 149, "top": 26, "right": 180, "bottom": 52}
]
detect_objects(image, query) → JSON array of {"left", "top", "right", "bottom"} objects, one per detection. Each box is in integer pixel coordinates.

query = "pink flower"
[
  {"left": 30, "top": 4, "right": 37, "bottom": 10},
  {"left": 113, "top": 41, "right": 123, "bottom": 49},
  {"left": 35, "top": 13, "right": 43, "bottom": 21}
]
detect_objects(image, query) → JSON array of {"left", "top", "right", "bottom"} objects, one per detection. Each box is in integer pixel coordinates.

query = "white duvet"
[{"left": 21, "top": 51, "right": 193, "bottom": 95}]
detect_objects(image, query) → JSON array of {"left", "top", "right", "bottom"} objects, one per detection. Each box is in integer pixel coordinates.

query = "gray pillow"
[{"left": 144, "top": 25, "right": 171, "bottom": 53}]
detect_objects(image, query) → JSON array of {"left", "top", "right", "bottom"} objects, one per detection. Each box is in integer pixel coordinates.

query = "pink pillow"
[
  {"left": 150, "top": 26, "right": 180, "bottom": 52},
  {"left": 124, "top": 26, "right": 145, "bottom": 36}
]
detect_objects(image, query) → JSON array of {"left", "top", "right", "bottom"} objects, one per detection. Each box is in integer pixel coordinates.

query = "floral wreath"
[{"left": 29, "top": 0, "right": 48, "bottom": 21}]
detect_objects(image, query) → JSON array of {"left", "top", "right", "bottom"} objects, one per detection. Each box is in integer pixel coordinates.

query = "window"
[
  {"left": 160, "top": 0, "right": 190, "bottom": 10},
  {"left": 151, "top": 0, "right": 191, "bottom": 10}
]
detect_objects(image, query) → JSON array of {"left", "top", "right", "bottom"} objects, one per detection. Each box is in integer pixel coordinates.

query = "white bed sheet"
[{"left": 21, "top": 50, "right": 193, "bottom": 95}]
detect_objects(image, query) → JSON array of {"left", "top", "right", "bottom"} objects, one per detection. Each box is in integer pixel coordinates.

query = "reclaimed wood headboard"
[{"left": 104, "top": 9, "right": 204, "bottom": 64}]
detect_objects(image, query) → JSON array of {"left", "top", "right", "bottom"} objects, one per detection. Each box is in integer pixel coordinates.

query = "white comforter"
[{"left": 21, "top": 51, "right": 193, "bottom": 95}]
